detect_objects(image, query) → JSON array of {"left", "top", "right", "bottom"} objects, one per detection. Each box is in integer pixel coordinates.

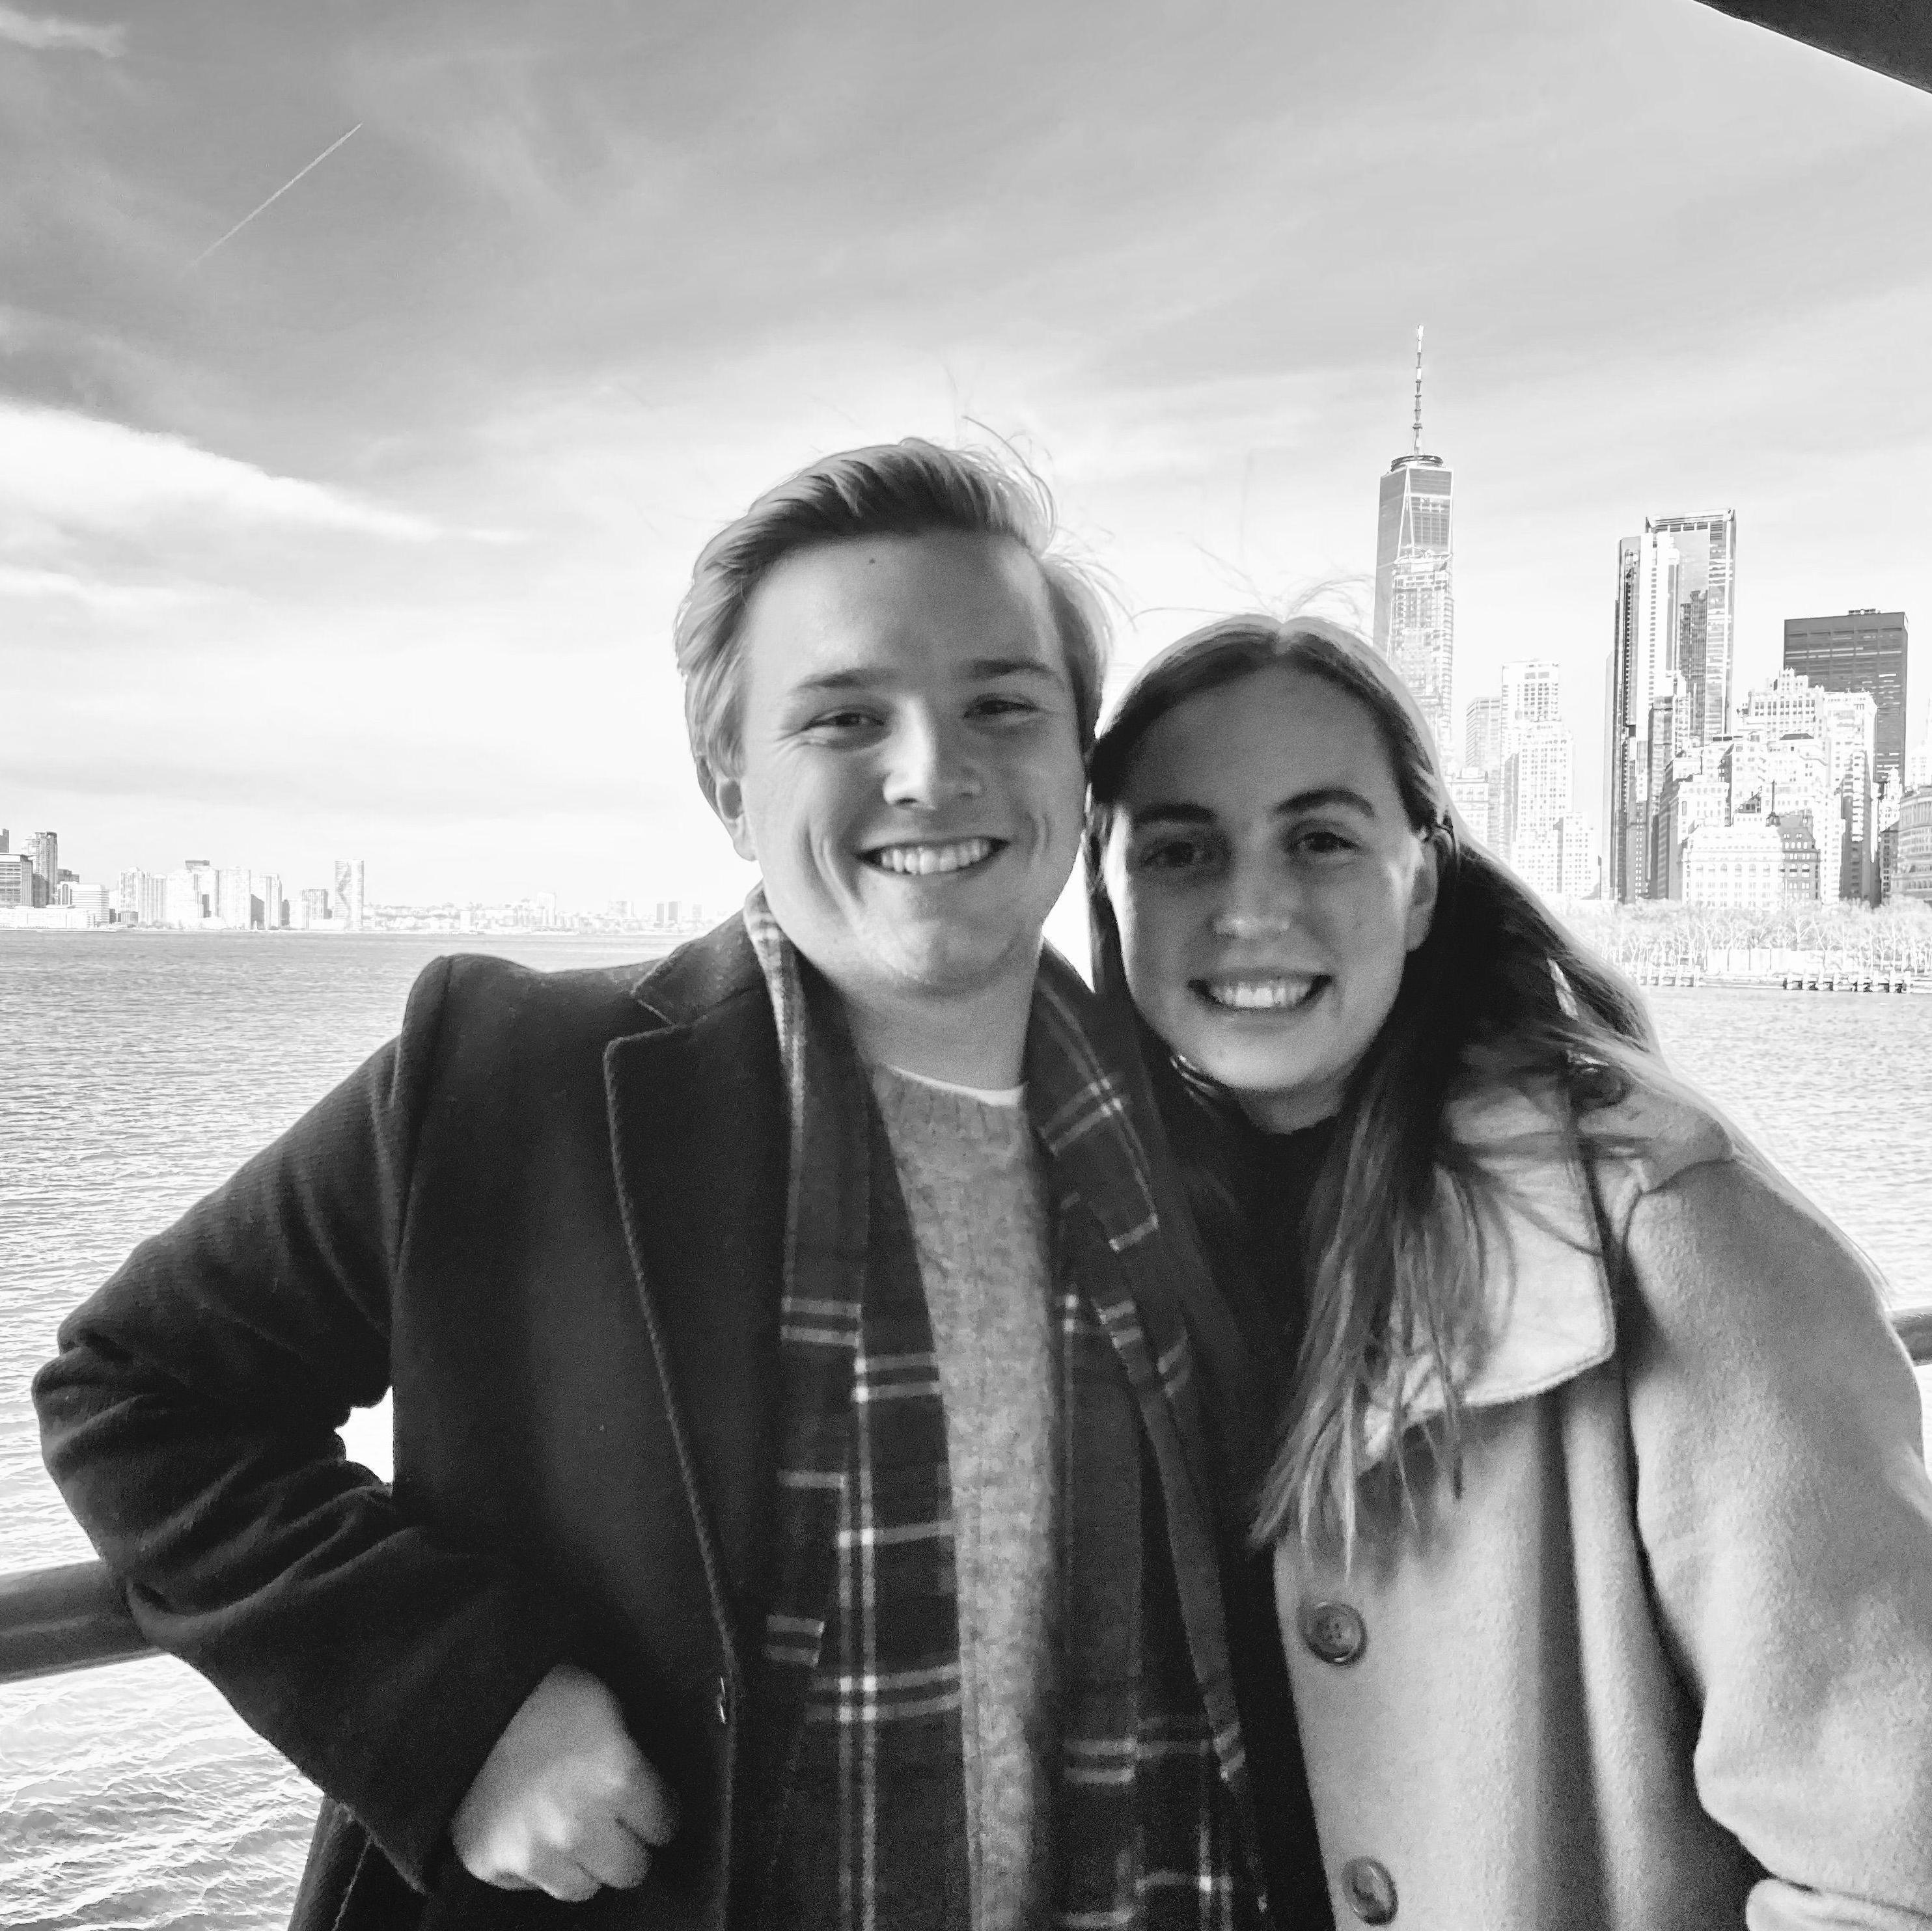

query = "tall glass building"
[
  {"left": 1782, "top": 609, "right": 1908, "bottom": 787},
  {"left": 1604, "top": 511, "right": 1737, "bottom": 900},
  {"left": 1372, "top": 334, "right": 1454, "bottom": 758}
]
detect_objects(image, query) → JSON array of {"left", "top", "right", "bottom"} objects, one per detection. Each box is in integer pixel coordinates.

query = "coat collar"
[
  {"left": 1365, "top": 1089, "right": 1616, "bottom": 1463},
  {"left": 628, "top": 910, "right": 766, "bottom": 1030}
]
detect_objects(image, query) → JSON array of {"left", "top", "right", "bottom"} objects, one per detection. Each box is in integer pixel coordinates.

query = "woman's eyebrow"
[
  {"left": 1273, "top": 786, "right": 1378, "bottom": 819},
  {"left": 1127, "top": 802, "right": 1217, "bottom": 827}
]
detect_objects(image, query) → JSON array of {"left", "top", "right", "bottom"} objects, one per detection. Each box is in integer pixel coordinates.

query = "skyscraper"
[
  {"left": 333, "top": 858, "right": 366, "bottom": 931},
  {"left": 1372, "top": 329, "right": 1454, "bottom": 758},
  {"left": 26, "top": 830, "right": 58, "bottom": 909},
  {"left": 1782, "top": 610, "right": 1908, "bottom": 788},
  {"left": 1605, "top": 511, "right": 1737, "bottom": 900}
]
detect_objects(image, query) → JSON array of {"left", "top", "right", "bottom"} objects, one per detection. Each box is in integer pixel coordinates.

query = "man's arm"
[{"left": 33, "top": 956, "right": 583, "bottom": 1890}]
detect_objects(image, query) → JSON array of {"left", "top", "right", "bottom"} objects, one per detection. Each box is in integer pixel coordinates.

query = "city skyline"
[{"left": 5, "top": 2, "right": 1930, "bottom": 911}]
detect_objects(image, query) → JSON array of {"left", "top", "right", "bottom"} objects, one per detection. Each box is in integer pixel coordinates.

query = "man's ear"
[
  {"left": 704, "top": 765, "right": 760, "bottom": 864},
  {"left": 1403, "top": 834, "right": 1442, "bottom": 953}
]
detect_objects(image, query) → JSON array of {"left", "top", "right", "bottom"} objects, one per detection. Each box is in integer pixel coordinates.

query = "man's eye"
[{"left": 806, "top": 709, "right": 879, "bottom": 733}]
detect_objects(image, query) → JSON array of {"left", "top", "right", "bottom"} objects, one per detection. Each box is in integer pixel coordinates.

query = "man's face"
[{"left": 710, "top": 530, "right": 1086, "bottom": 1019}]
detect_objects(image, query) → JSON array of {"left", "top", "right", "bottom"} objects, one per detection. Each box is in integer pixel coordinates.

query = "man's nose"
[{"left": 882, "top": 713, "right": 982, "bottom": 808}]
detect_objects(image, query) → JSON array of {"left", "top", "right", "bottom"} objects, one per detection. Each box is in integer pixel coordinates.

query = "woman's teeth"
[
  {"left": 868, "top": 837, "right": 997, "bottom": 877},
  {"left": 1200, "top": 976, "right": 1321, "bottom": 1011}
]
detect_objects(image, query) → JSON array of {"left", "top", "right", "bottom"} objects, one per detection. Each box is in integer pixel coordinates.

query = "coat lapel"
[
  {"left": 603, "top": 918, "right": 789, "bottom": 1672},
  {"left": 1362, "top": 1091, "right": 1616, "bottom": 1468}
]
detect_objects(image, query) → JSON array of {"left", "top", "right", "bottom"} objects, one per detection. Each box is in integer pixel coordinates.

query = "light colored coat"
[{"left": 1275, "top": 1082, "right": 1932, "bottom": 1930}]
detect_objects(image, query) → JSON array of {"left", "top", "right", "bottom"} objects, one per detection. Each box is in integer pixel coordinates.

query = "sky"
[{"left": 3, "top": 0, "right": 1930, "bottom": 914}]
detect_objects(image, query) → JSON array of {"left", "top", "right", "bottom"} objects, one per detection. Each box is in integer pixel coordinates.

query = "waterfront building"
[
  {"left": 300, "top": 886, "right": 331, "bottom": 929},
  {"left": 164, "top": 870, "right": 206, "bottom": 927},
  {"left": 0, "top": 851, "right": 32, "bottom": 907},
  {"left": 1503, "top": 720, "right": 1572, "bottom": 893},
  {"left": 1680, "top": 819, "right": 1780, "bottom": 912},
  {"left": 180, "top": 860, "right": 218, "bottom": 924},
  {"left": 1502, "top": 661, "right": 1560, "bottom": 728},
  {"left": 1783, "top": 609, "right": 1908, "bottom": 787},
  {"left": 214, "top": 866, "right": 254, "bottom": 931},
  {"left": 1772, "top": 811, "right": 1821, "bottom": 904},
  {"left": 1758, "top": 733, "right": 1835, "bottom": 837},
  {"left": 1605, "top": 510, "right": 1737, "bottom": 900},
  {"left": 27, "top": 831, "right": 59, "bottom": 909},
  {"left": 1739, "top": 668, "right": 1821, "bottom": 744},
  {"left": 1553, "top": 815, "right": 1599, "bottom": 899},
  {"left": 1372, "top": 329, "right": 1454, "bottom": 759},
  {"left": 1652, "top": 748, "right": 1732, "bottom": 900},
  {"left": 1465, "top": 696, "right": 1508, "bottom": 773},
  {"left": 331, "top": 859, "right": 366, "bottom": 932},
  {"left": 117, "top": 870, "right": 168, "bottom": 925},
  {"left": 1446, "top": 767, "right": 1491, "bottom": 841},
  {"left": 1898, "top": 788, "right": 1932, "bottom": 911}
]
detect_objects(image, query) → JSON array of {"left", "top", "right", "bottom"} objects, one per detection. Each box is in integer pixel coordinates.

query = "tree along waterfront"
[{"left": 1564, "top": 899, "right": 1932, "bottom": 984}]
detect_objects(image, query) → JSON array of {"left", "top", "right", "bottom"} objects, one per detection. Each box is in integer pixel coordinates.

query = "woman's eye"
[
  {"left": 1132, "top": 837, "right": 1213, "bottom": 873},
  {"left": 1293, "top": 827, "right": 1355, "bottom": 858},
  {"left": 969, "top": 694, "right": 1038, "bottom": 720}
]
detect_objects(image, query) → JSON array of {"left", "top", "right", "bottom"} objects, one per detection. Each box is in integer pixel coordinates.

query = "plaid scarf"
[{"left": 739, "top": 892, "right": 1258, "bottom": 1931}]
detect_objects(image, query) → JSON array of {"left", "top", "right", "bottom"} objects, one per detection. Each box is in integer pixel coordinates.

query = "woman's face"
[{"left": 1102, "top": 664, "right": 1439, "bottom": 1132}]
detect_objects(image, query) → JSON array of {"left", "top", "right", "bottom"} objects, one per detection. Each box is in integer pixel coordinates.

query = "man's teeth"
[
  {"left": 1204, "top": 976, "right": 1320, "bottom": 1011},
  {"left": 870, "top": 838, "right": 997, "bottom": 877}
]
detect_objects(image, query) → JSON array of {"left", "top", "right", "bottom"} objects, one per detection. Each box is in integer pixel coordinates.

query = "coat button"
[
  {"left": 1340, "top": 1856, "right": 1398, "bottom": 1924},
  {"left": 715, "top": 1675, "right": 732, "bottom": 1727},
  {"left": 1301, "top": 1598, "right": 1367, "bottom": 1666}
]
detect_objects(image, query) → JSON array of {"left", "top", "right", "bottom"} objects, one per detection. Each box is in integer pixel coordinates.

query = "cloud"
[
  {"left": 0, "top": 6, "right": 124, "bottom": 55},
  {"left": 0, "top": 563, "right": 191, "bottom": 612},
  {"left": 0, "top": 405, "right": 440, "bottom": 541}
]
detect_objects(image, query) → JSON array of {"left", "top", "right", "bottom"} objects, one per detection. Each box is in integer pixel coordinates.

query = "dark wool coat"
[{"left": 36, "top": 921, "right": 810, "bottom": 1931}]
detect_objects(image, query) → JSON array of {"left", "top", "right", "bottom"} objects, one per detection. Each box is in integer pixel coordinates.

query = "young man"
[{"left": 36, "top": 443, "right": 1269, "bottom": 1931}]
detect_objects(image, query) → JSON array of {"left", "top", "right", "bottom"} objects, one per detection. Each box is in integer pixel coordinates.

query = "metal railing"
[{"left": 8, "top": 1306, "right": 1932, "bottom": 1689}]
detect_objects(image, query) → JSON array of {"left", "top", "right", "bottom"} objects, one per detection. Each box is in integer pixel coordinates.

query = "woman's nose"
[
  {"left": 1209, "top": 864, "right": 1301, "bottom": 938},
  {"left": 883, "top": 713, "right": 983, "bottom": 807}
]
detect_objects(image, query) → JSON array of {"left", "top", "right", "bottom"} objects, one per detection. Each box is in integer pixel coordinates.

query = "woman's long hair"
[{"left": 1086, "top": 614, "right": 1659, "bottom": 1556}]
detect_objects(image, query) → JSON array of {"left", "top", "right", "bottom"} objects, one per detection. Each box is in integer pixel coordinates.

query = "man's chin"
[{"left": 866, "top": 924, "right": 1046, "bottom": 1002}]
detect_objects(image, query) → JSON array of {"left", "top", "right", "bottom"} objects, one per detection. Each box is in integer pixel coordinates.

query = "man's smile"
[{"left": 862, "top": 836, "right": 1006, "bottom": 877}]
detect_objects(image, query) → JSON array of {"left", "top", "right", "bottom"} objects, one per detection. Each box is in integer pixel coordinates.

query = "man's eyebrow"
[
  {"left": 962, "top": 655, "right": 1060, "bottom": 682},
  {"left": 786, "top": 655, "right": 1061, "bottom": 699}
]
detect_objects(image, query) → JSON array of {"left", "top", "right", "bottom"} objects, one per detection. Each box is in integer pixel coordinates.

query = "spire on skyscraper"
[{"left": 1412, "top": 323, "right": 1425, "bottom": 457}]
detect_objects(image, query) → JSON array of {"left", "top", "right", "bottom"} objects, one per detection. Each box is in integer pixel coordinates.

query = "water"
[
  {"left": 3, "top": 940, "right": 1929, "bottom": 1928},
  {"left": 0, "top": 933, "right": 669, "bottom": 1930}
]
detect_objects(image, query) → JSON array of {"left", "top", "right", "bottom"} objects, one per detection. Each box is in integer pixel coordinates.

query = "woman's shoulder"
[
  {"left": 1452, "top": 1071, "right": 1890, "bottom": 1380},
  {"left": 1449, "top": 1067, "right": 1739, "bottom": 1206}
]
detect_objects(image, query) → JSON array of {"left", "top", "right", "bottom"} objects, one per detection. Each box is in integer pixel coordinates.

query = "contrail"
[{"left": 185, "top": 123, "right": 363, "bottom": 271}]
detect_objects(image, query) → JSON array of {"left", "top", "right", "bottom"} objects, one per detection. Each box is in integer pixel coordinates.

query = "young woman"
[{"left": 1087, "top": 613, "right": 1932, "bottom": 1929}]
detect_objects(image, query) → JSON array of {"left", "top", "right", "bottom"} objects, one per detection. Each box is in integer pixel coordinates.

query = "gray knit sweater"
[{"left": 867, "top": 1063, "right": 1059, "bottom": 1931}]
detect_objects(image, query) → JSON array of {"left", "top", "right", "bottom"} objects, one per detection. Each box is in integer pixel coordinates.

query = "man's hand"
[{"left": 450, "top": 1663, "right": 678, "bottom": 1902}]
